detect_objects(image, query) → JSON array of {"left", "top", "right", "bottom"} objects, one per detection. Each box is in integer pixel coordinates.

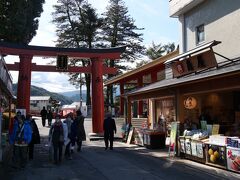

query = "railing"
[{"left": 0, "top": 56, "right": 13, "bottom": 94}]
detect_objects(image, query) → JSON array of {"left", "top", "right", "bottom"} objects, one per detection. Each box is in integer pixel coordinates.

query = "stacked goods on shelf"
[
  {"left": 205, "top": 135, "right": 228, "bottom": 169},
  {"left": 226, "top": 137, "right": 240, "bottom": 173},
  {"left": 179, "top": 129, "right": 209, "bottom": 163}
]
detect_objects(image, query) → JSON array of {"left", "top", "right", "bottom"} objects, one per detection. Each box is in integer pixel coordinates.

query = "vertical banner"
[{"left": 168, "top": 122, "right": 179, "bottom": 157}]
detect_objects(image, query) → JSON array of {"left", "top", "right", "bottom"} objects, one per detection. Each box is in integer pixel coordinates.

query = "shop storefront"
[
  {"left": 0, "top": 57, "right": 14, "bottom": 162},
  {"left": 124, "top": 40, "right": 240, "bottom": 173}
]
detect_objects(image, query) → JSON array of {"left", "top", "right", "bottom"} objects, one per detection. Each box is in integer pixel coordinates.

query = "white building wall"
[{"left": 181, "top": 0, "right": 240, "bottom": 61}]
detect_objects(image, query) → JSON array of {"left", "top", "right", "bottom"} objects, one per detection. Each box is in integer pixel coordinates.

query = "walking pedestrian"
[
  {"left": 40, "top": 106, "right": 47, "bottom": 127},
  {"left": 63, "top": 114, "right": 73, "bottom": 159},
  {"left": 72, "top": 110, "right": 86, "bottom": 152},
  {"left": 26, "top": 114, "right": 40, "bottom": 160},
  {"left": 49, "top": 114, "right": 64, "bottom": 164},
  {"left": 47, "top": 109, "right": 53, "bottom": 127},
  {"left": 9, "top": 111, "right": 32, "bottom": 168},
  {"left": 103, "top": 112, "right": 116, "bottom": 150}
]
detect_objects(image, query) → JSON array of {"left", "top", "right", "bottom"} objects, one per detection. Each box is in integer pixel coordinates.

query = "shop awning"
[
  {"left": 124, "top": 59, "right": 240, "bottom": 96},
  {"left": 164, "top": 40, "right": 221, "bottom": 65}
]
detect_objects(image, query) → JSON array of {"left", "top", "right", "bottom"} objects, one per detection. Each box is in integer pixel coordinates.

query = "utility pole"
[{"left": 80, "top": 73, "right": 83, "bottom": 107}]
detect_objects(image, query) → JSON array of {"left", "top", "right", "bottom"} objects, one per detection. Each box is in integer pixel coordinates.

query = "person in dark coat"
[
  {"left": 40, "top": 106, "right": 48, "bottom": 127},
  {"left": 103, "top": 112, "right": 116, "bottom": 150},
  {"left": 72, "top": 110, "right": 86, "bottom": 152},
  {"left": 9, "top": 112, "right": 32, "bottom": 168},
  {"left": 47, "top": 109, "right": 53, "bottom": 127},
  {"left": 26, "top": 114, "right": 40, "bottom": 160},
  {"left": 49, "top": 115, "right": 64, "bottom": 164}
]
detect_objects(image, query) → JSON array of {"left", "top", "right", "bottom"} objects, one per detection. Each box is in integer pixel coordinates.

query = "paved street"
[{"left": 2, "top": 117, "right": 240, "bottom": 180}]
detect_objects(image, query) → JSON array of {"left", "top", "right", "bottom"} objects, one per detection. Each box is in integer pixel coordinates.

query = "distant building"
[
  {"left": 30, "top": 96, "right": 58, "bottom": 115},
  {"left": 61, "top": 101, "right": 87, "bottom": 117}
]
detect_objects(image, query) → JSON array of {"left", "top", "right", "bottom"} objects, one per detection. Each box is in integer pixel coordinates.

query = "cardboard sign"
[
  {"left": 16, "top": 109, "right": 26, "bottom": 117},
  {"left": 212, "top": 124, "right": 220, "bottom": 135},
  {"left": 127, "top": 128, "right": 134, "bottom": 144},
  {"left": 200, "top": 121, "right": 207, "bottom": 131}
]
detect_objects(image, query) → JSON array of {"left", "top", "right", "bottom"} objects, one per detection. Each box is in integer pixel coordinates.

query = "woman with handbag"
[{"left": 49, "top": 114, "right": 64, "bottom": 164}]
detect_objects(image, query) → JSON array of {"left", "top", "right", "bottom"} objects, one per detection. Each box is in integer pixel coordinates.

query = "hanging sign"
[
  {"left": 171, "top": 50, "right": 217, "bottom": 78},
  {"left": 184, "top": 97, "right": 197, "bottom": 109}
]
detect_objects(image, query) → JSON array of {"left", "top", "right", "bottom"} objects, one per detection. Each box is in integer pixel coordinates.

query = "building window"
[{"left": 196, "top": 24, "right": 205, "bottom": 44}]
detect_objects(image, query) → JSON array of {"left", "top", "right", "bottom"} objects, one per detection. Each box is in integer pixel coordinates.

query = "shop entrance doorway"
[{"left": 0, "top": 42, "right": 125, "bottom": 133}]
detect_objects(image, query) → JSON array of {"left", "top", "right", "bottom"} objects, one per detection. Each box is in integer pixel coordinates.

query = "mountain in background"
[
  {"left": 13, "top": 84, "right": 73, "bottom": 105},
  {"left": 60, "top": 90, "right": 87, "bottom": 102}
]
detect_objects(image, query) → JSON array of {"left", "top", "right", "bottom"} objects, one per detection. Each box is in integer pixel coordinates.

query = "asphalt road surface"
[{"left": 2, "top": 117, "right": 240, "bottom": 180}]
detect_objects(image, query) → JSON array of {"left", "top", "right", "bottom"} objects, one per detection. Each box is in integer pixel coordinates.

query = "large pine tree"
[
  {"left": 52, "top": 0, "right": 102, "bottom": 107},
  {"left": 0, "top": 0, "right": 45, "bottom": 44},
  {"left": 101, "top": 0, "right": 145, "bottom": 107}
]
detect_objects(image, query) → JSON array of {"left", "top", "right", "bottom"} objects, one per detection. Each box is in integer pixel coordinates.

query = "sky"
[{"left": 5, "top": 0, "right": 179, "bottom": 93}]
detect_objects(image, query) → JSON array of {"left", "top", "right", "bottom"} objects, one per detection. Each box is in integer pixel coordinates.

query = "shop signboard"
[
  {"left": 168, "top": 122, "right": 179, "bottom": 157},
  {"left": 196, "top": 142, "right": 204, "bottom": 158},
  {"left": 200, "top": 121, "right": 207, "bottom": 131},
  {"left": 171, "top": 50, "right": 217, "bottom": 78},
  {"left": 127, "top": 128, "right": 134, "bottom": 144},
  {"left": 191, "top": 141, "right": 197, "bottom": 156},
  {"left": 185, "top": 139, "right": 191, "bottom": 155},
  {"left": 179, "top": 137, "right": 185, "bottom": 153},
  {"left": 226, "top": 147, "right": 240, "bottom": 173},
  {"left": 134, "top": 128, "right": 144, "bottom": 146}
]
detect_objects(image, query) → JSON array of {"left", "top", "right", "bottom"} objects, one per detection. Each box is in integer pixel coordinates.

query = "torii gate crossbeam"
[{"left": 0, "top": 42, "right": 125, "bottom": 133}]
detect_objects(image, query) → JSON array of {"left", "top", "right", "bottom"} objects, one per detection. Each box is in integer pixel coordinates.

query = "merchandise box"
[
  {"left": 205, "top": 143, "right": 227, "bottom": 169},
  {"left": 226, "top": 147, "right": 240, "bottom": 173}
]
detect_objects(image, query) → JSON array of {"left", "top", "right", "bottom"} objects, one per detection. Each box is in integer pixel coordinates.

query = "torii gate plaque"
[{"left": 0, "top": 42, "right": 125, "bottom": 133}]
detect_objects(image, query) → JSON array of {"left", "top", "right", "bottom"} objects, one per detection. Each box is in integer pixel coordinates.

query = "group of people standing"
[
  {"left": 40, "top": 106, "right": 53, "bottom": 127},
  {"left": 9, "top": 108, "right": 117, "bottom": 168},
  {"left": 9, "top": 111, "right": 40, "bottom": 168},
  {"left": 48, "top": 110, "right": 86, "bottom": 164}
]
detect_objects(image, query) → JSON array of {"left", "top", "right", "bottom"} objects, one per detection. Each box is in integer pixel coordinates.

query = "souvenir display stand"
[
  {"left": 143, "top": 130, "right": 166, "bottom": 149},
  {"left": 226, "top": 137, "right": 240, "bottom": 173},
  {"left": 178, "top": 134, "right": 207, "bottom": 164},
  {"left": 205, "top": 135, "right": 228, "bottom": 169}
]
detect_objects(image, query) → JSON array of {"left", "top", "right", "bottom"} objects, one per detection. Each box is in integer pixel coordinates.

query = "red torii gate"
[{"left": 0, "top": 42, "right": 125, "bottom": 133}]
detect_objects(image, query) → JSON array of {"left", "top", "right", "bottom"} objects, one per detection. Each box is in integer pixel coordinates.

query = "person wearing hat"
[{"left": 103, "top": 112, "right": 116, "bottom": 150}]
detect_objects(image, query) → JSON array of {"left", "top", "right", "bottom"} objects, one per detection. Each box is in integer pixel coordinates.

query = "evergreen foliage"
[
  {"left": 0, "top": 0, "right": 45, "bottom": 44},
  {"left": 101, "top": 0, "right": 145, "bottom": 106},
  {"left": 52, "top": 0, "right": 102, "bottom": 106}
]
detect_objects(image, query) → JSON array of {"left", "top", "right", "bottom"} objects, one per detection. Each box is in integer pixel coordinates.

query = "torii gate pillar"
[
  {"left": 91, "top": 58, "right": 104, "bottom": 133},
  {"left": 17, "top": 55, "right": 33, "bottom": 113}
]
